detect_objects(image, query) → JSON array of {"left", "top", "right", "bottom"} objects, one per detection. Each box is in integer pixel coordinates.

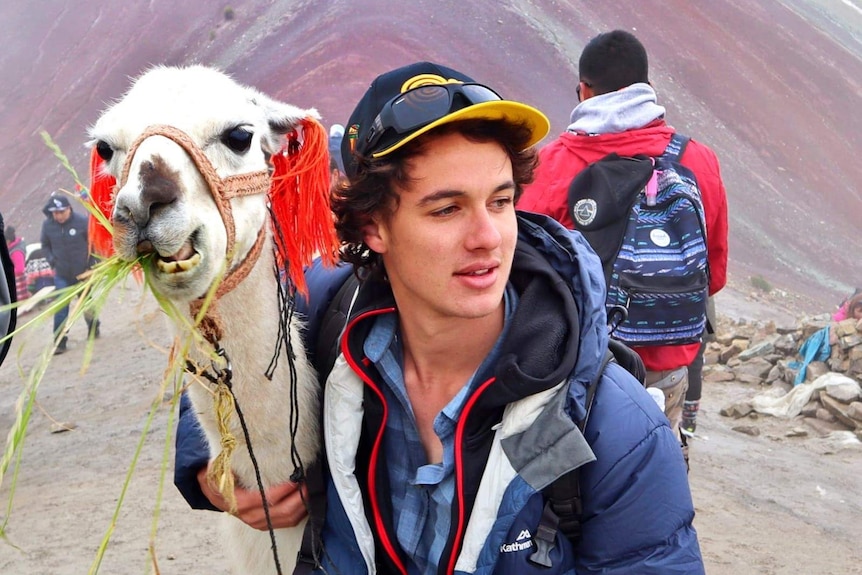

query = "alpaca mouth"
[{"left": 155, "top": 240, "right": 201, "bottom": 274}]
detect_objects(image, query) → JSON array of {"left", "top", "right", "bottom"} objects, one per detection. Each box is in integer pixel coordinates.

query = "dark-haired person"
[
  {"left": 175, "top": 61, "right": 703, "bottom": 574},
  {"left": 4, "top": 225, "right": 28, "bottom": 303},
  {"left": 518, "top": 29, "right": 728, "bottom": 440}
]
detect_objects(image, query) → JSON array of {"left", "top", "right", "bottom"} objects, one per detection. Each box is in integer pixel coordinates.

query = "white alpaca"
[{"left": 88, "top": 65, "right": 334, "bottom": 574}]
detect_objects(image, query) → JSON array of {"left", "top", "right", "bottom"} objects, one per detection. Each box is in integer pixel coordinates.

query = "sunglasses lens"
[
  {"left": 390, "top": 85, "right": 452, "bottom": 132},
  {"left": 459, "top": 84, "right": 502, "bottom": 104}
]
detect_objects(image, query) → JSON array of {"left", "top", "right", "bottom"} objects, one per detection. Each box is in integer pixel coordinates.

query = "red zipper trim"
[
  {"left": 341, "top": 307, "right": 408, "bottom": 575},
  {"left": 445, "top": 376, "right": 497, "bottom": 575}
]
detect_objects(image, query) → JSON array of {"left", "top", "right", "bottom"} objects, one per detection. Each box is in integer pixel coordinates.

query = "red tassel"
[
  {"left": 87, "top": 147, "right": 116, "bottom": 257},
  {"left": 269, "top": 118, "right": 339, "bottom": 295}
]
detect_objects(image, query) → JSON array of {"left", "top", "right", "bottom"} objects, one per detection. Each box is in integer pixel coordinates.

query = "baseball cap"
[
  {"left": 47, "top": 195, "right": 71, "bottom": 212},
  {"left": 341, "top": 61, "right": 549, "bottom": 178}
]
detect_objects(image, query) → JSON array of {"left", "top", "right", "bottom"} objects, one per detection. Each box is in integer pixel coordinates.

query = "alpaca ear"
[
  {"left": 268, "top": 117, "right": 339, "bottom": 295},
  {"left": 88, "top": 147, "right": 116, "bottom": 257}
]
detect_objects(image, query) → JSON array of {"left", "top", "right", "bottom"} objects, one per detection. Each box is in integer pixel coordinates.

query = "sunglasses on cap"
[{"left": 364, "top": 82, "right": 503, "bottom": 155}]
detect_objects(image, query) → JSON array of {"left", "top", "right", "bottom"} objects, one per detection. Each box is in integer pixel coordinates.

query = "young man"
[
  {"left": 175, "top": 61, "right": 703, "bottom": 574},
  {"left": 518, "top": 30, "right": 729, "bottom": 436},
  {"left": 40, "top": 193, "right": 99, "bottom": 353}
]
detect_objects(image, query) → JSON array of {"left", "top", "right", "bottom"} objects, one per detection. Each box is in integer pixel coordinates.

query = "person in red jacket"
[{"left": 519, "top": 29, "right": 728, "bottom": 438}]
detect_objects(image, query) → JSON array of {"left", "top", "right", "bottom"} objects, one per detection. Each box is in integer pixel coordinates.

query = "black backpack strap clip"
[
  {"left": 529, "top": 500, "right": 561, "bottom": 567},
  {"left": 293, "top": 457, "right": 327, "bottom": 574}
]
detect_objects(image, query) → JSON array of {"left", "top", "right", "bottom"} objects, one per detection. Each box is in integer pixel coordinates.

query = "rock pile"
[{"left": 703, "top": 313, "right": 862, "bottom": 440}]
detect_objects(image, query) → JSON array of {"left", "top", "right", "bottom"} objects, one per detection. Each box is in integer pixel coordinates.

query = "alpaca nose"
[
  {"left": 115, "top": 156, "right": 181, "bottom": 230},
  {"left": 138, "top": 157, "right": 181, "bottom": 225}
]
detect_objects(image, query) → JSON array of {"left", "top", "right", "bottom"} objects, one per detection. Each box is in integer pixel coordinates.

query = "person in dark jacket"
[
  {"left": 40, "top": 193, "right": 99, "bottom": 353},
  {"left": 174, "top": 61, "right": 703, "bottom": 574}
]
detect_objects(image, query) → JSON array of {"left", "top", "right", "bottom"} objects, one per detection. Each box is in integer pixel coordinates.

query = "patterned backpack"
[{"left": 567, "top": 134, "right": 709, "bottom": 347}]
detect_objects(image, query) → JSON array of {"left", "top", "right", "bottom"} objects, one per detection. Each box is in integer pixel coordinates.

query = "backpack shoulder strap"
[
  {"left": 532, "top": 340, "right": 646, "bottom": 565},
  {"left": 531, "top": 348, "right": 614, "bottom": 566},
  {"left": 312, "top": 272, "right": 361, "bottom": 381},
  {"left": 661, "top": 132, "right": 690, "bottom": 162},
  {"left": 296, "top": 271, "right": 360, "bottom": 573}
]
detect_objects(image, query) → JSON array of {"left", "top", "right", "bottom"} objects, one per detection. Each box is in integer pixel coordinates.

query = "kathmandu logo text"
[{"left": 500, "top": 529, "right": 533, "bottom": 553}]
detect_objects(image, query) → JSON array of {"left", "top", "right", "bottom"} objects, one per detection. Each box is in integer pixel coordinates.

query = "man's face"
[
  {"left": 362, "top": 131, "right": 517, "bottom": 324},
  {"left": 52, "top": 208, "right": 71, "bottom": 224}
]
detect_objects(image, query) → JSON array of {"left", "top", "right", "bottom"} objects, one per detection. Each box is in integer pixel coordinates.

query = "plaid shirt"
[{"left": 363, "top": 287, "right": 516, "bottom": 574}]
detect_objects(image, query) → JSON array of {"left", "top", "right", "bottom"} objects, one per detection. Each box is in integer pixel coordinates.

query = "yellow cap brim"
[{"left": 370, "top": 100, "right": 550, "bottom": 158}]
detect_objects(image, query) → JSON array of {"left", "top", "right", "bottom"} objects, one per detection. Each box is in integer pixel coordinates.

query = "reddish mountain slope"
[{"left": 1, "top": 0, "right": 860, "bottom": 307}]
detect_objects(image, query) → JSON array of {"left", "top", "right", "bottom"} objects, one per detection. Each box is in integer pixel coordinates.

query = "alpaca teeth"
[{"left": 156, "top": 252, "right": 201, "bottom": 274}]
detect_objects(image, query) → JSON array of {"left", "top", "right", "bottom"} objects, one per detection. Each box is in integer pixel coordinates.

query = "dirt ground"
[{"left": 0, "top": 280, "right": 860, "bottom": 575}]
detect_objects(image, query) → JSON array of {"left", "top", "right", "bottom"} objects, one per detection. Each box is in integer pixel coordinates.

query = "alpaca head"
[{"left": 88, "top": 65, "right": 331, "bottom": 302}]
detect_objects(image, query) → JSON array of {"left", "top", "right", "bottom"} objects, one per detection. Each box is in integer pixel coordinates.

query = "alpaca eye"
[
  {"left": 222, "top": 127, "right": 253, "bottom": 153},
  {"left": 95, "top": 140, "right": 114, "bottom": 162}
]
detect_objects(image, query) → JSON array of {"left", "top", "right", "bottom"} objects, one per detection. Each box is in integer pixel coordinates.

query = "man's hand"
[{"left": 197, "top": 464, "right": 309, "bottom": 530}]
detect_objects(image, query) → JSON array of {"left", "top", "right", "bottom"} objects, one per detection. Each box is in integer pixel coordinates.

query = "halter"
[{"left": 121, "top": 124, "right": 271, "bottom": 343}]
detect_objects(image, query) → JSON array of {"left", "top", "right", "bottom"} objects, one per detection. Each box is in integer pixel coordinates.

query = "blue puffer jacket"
[
  {"left": 174, "top": 212, "right": 703, "bottom": 574},
  {"left": 308, "top": 212, "right": 702, "bottom": 574}
]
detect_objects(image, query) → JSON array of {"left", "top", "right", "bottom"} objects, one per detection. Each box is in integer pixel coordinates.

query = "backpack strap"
[
  {"left": 661, "top": 132, "right": 690, "bottom": 162},
  {"left": 293, "top": 456, "right": 328, "bottom": 574},
  {"left": 295, "top": 272, "right": 361, "bottom": 573},
  {"left": 530, "top": 348, "right": 614, "bottom": 566},
  {"left": 313, "top": 272, "right": 361, "bottom": 381}
]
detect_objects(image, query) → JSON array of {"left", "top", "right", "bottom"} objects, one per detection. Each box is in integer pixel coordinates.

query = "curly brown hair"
[{"left": 331, "top": 118, "right": 538, "bottom": 279}]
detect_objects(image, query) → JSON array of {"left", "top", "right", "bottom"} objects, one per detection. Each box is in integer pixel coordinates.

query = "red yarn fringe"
[
  {"left": 269, "top": 118, "right": 339, "bottom": 295},
  {"left": 87, "top": 147, "right": 116, "bottom": 257}
]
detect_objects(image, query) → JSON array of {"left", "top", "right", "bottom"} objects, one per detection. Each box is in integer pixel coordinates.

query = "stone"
[
  {"left": 801, "top": 400, "right": 820, "bottom": 418},
  {"left": 720, "top": 339, "right": 750, "bottom": 363},
  {"left": 783, "top": 366, "right": 799, "bottom": 385},
  {"left": 734, "top": 357, "right": 774, "bottom": 380},
  {"left": 704, "top": 366, "right": 735, "bottom": 382},
  {"left": 804, "top": 361, "right": 829, "bottom": 383},
  {"left": 820, "top": 395, "right": 860, "bottom": 429},
  {"left": 785, "top": 427, "right": 808, "bottom": 437},
  {"left": 736, "top": 373, "right": 764, "bottom": 385},
  {"left": 801, "top": 319, "right": 830, "bottom": 340},
  {"left": 766, "top": 365, "right": 782, "bottom": 384},
  {"left": 732, "top": 425, "right": 761, "bottom": 436},
  {"left": 50, "top": 422, "right": 77, "bottom": 433},
  {"left": 836, "top": 319, "right": 858, "bottom": 337},
  {"left": 775, "top": 324, "right": 799, "bottom": 335},
  {"left": 721, "top": 401, "right": 753, "bottom": 418},
  {"left": 815, "top": 408, "right": 837, "bottom": 423},
  {"left": 839, "top": 334, "right": 862, "bottom": 350},
  {"left": 823, "top": 380, "right": 862, "bottom": 403},
  {"left": 704, "top": 349, "right": 721, "bottom": 365},
  {"left": 847, "top": 402, "right": 862, "bottom": 423},
  {"left": 805, "top": 416, "right": 845, "bottom": 437},
  {"left": 738, "top": 337, "right": 777, "bottom": 360},
  {"left": 774, "top": 333, "right": 798, "bottom": 353}
]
